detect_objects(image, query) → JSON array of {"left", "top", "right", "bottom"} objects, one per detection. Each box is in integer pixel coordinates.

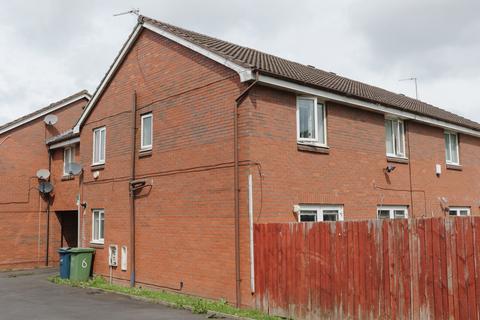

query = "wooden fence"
[{"left": 254, "top": 217, "right": 480, "bottom": 319}]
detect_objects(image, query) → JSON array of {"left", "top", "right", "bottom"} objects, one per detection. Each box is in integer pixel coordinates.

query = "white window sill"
[
  {"left": 140, "top": 146, "right": 152, "bottom": 152},
  {"left": 90, "top": 240, "right": 104, "bottom": 245},
  {"left": 297, "top": 141, "right": 329, "bottom": 149}
]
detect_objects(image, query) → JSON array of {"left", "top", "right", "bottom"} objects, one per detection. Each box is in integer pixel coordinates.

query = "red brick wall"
[
  {"left": 79, "top": 28, "right": 247, "bottom": 302},
  {"left": 246, "top": 85, "right": 480, "bottom": 223},
  {"left": 0, "top": 98, "right": 87, "bottom": 270}
]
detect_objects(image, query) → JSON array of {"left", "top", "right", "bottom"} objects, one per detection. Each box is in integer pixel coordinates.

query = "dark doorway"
[{"left": 57, "top": 211, "right": 78, "bottom": 248}]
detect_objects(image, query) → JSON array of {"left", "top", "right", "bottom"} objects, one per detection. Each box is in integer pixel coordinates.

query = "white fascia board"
[
  {"left": 258, "top": 74, "right": 480, "bottom": 138},
  {"left": 49, "top": 137, "right": 80, "bottom": 150},
  {"left": 142, "top": 22, "right": 253, "bottom": 82},
  {"left": 73, "top": 24, "right": 144, "bottom": 134},
  {"left": 0, "top": 94, "right": 90, "bottom": 136}
]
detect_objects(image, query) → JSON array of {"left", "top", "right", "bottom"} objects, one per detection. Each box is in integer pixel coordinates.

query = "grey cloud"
[{"left": 0, "top": 0, "right": 478, "bottom": 126}]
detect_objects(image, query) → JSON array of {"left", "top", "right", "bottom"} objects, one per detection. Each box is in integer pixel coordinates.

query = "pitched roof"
[
  {"left": 0, "top": 90, "right": 90, "bottom": 135},
  {"left": 139, "top": 16, "right": 480, "bottom": 131}
]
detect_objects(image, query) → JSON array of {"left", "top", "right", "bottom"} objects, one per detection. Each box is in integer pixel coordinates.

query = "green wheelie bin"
[{"left": 69, "top": 248, "right": 95, "bottom": 281}]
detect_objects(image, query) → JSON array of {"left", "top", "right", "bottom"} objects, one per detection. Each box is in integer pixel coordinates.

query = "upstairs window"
[
  {"left": 298, "top": 204, "right": 344, "bottom": 222},
  {"left": 449, "top": 207, "right": 470, "bottom": 216},
  {"left": 297, "top": 97, "right": 326, "bottom": 146},
  {"left": 385, "top": 119, "right": 406, "bottom": 158},
  {"left": 63, "top": 146, "right": 74, "bottom": 176},
  {"left": 141, "top": 113, "right": 153, "bottom": 150},
  {"left": 445, "top": 132, "right": 459, "bottom": 165},
  {"left": 92, "top": 209, "right": 105, "bottom": 244},
  {"left": 377, "top": 205, "right": 408, "bottom": 219},
  {"left": 92, "top": 127, "right": 106, "bottom": 165}
]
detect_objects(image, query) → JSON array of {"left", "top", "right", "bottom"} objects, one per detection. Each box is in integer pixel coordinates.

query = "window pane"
[
  {"left": 323, "top": 210, "right": 338, "bottom": 221},
  {"left": 459, "top": 210, "right": 469, "bottom": 216},
  {"left": 394, "top": 210, "right": 406, "bottom": 219},
  {"left": 385, "top": 120, "right": 394, "bottom": 154},
  {"left": 94, "top": 131, "right": 100, "bottom": 163},
  {"left": 298, "top": 99, "right": 316, "bottom": 139},
  {"left": 100, "top": 129, "right": 106, "bottom": 161},
  {"left": 93, "top": 212, "right": 99, "bottom": 240},
  {"left": 317, "top": 104, "right": 325, "bottom": 144},
  {"left": 99, "top": 213, "right": 104, "bottom": 239},
  {"left": 378, "top": 210, "right": 390, "bottom": 219},
  {"left": 451, "top": 135, "right": 458, "bottom": 163},
  {"left": 445, "top": 134, "right": 451, "bottom": 162},
  {"left": 142, "top": 116, "right": 152, "bottom": 147},
  {"left": 449, "top": 210, "right": 457, "bottom": 216},
  {"left": 299, "top": 210, "right": 316, "bottom": 222},
  {"left": 396, "top": 121, "right": 405, "bottom": 156}
]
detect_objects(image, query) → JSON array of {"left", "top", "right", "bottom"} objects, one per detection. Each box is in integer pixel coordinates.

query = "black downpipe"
[
  {"left": 45, "top": 150, "right": 52, "bottom": 266},
  {"left": 130, "top": 91, "right": 137, "bottom": 287}
]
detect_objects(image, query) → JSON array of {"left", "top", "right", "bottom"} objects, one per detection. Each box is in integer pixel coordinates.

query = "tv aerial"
[
  {"left": 44, "top": 114, "right": 58, "bottom": 126},
  {"left": 36, "top": 169, "right": 51, "bottom": 180},
  {"left": 38, "top": 181, "right": 54, "bottom": 194},
  {"left": 65, "top": 162, "right": 83, "bottom": 176},
  {"left": 113, "top": 8, "right": 140, "bottom": 17}
]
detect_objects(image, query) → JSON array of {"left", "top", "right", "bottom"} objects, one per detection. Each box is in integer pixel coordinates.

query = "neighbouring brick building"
[
  {"left": 1, "top": 15, "right": 480, "bottom": 309},
  {"left": 0, "top": 91, "right": 90, "bottom": 270}
]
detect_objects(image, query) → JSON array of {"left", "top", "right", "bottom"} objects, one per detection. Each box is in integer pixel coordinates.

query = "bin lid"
[
  {"left": 69, "top": 247, "right": 96, "bottom": 253},
  {"left": 58, "top": 248, "right": 71, "bottom": 253}
]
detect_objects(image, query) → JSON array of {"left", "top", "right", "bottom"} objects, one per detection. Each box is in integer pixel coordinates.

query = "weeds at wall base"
[{"left": 48, "top": 276, "right": 281, "bottom": 320}]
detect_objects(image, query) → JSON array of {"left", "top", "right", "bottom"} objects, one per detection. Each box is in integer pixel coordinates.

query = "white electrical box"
[
  {"left": 436, "top": 164, "right": 442, "bottom": 176},
  {"left": 121, "top": 246, "right": 128, "bottom": 271},
  {"left": 109, "top": 245, "right": 118, "bottom": 267}
]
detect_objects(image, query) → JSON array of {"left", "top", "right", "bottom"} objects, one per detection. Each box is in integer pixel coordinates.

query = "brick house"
[
  {"left": 0, "top": 91, "right": 90, "bottom": 270},
  {"left": 2, "top": 14, "right": 480, "bottom": 309}
]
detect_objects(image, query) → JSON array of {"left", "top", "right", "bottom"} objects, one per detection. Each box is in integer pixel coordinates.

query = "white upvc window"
[
  {"left": 385, "top": 118, "right": 406, "bottom": 158},
  {"left": 296, "top": 97, "right": 327, "bottom": 146},
  {"left": 63, "top": 146, "right": 74, "bottom": 176},
  {"left": 445, "top": 131, "right": 460, "bottom": 165},
  {"left": 141, "top": 113, "right": 153, "bottom": 150},
  {"left": 298, "top": 204, "right": 344, "bottom": 222},
  {"left": 92, "top": 209, "right": 105, "bottom": 244},
  {"left": 449, "top": 207, "right": 470, "bottom": 216},
  {"left": 377, "top": 205, "right": 408, "bottom": 219},
  {"left": 92, "top": 127, "right": 106, "bottom": 165}
]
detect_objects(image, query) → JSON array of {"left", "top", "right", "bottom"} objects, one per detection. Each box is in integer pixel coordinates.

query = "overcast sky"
[{"left": 0, "top": 0, "right": 479, "bottom": 126}]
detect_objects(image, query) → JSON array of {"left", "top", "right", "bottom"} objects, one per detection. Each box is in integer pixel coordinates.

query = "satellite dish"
[
  {"left": 36, "top": 169, "right": 51, "bottom": 180},
  {"left": 65, "top": 162, "right": 82, "bottom": 176},
  {"left": 38, "top": 181, "right": 54, "bottom": 194},
  {"left": 44, "top": 114, "right": 58, "bottom": 125}
]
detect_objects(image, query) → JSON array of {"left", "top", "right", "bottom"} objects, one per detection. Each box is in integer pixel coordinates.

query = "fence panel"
[{"left": 254, "top": 217, "right": 480, "bottom": 319}]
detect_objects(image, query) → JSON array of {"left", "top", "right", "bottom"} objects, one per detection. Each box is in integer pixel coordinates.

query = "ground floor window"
[
  {"left": 377, "top": 205, "right": 408, "bottom": 219},
  {"left": 298, "top": 205, "right": 344, "bottom": 222},
  {"left": 449, "top": 207, "right": 470, "bottom": 216},
  {"left": 92, "top": 209, "right": 105, "bottom": 244}
]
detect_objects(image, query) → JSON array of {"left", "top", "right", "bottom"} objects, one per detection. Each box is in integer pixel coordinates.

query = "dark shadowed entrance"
[{"left": 56, "top": 211, "right": 78, "bottom": 247}]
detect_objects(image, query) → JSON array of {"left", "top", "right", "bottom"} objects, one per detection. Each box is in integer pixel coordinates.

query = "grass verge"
[{"left": 49, "top": 276, "right": 281, "bottom": 320}]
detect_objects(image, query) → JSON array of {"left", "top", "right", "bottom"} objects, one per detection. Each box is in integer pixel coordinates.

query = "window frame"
[
  {"left": 377, "top": 205, "right": 409, "bottom": 219},
  {"left": 63, "top": 146, "right": 75, "bottom": 176},
  {"left": 297, "top": 204, "right": 344, "bottom": 222},
  {"left": 385, "top": 118, "right": 407, "bottom": 159},
  {"left": 91, "top": 209, "right": 105, "bottom": 244},
  {"left": 296, "top": 96, "right": 327, "bottom": 147},
  {"left": 92, "top": 127, "right": 106, "bottom": 165},
  {"left": 444, "top": 131, "right": 460, "bottom": 165},
  {"left": 140, "top": 113, "right": 153, "bottom": 151},
  {"left": 448, "top": 207, "right": 470, "bottom": 217}
]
